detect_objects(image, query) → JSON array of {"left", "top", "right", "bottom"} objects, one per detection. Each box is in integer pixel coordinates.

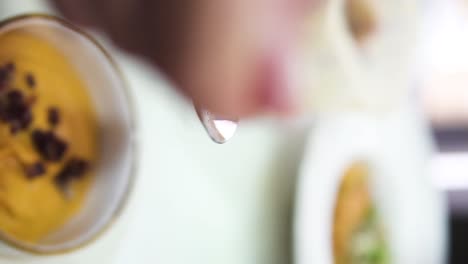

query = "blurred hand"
[{"left": 52, "top": 0, "right": 315, "bottom": 118}]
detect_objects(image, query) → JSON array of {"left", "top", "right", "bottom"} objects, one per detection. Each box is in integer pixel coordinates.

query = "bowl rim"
[{"left": 0, "top": 13, "right": 139, "bottom": 255}]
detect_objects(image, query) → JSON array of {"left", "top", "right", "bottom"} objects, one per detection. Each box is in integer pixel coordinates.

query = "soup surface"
[{"left": 0, "top": 28, "right": 98, "bottom": 242}]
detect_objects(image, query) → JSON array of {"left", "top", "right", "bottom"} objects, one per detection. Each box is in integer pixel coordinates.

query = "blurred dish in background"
[
  {"left": 345, "top": 0, "right": 377, "bottom": 44},
  {"left": 294, "top": 110, "right": 447, "bottom": 264},
  {"left": 295, "top": 0, "right": 447, "bottom": 263},
  {"left": 297, "top": 0, "right": 422, "bottom": 115}
]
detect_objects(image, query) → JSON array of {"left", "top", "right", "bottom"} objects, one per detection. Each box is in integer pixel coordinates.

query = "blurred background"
[
  {"left": 420, "top": 1, "right": 468, "bottom": 263},
  {"left": 2, "top": 0, "right": 468, "bottom": 263}
]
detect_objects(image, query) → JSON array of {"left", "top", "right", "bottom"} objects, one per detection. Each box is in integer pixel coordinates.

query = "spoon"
[{"left": 195, "top": 106, "right": 238, "bottom": 144}]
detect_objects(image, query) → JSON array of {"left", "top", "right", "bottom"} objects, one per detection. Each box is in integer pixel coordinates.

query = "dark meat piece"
[
  {"left": 31, "top": 129, "right": 68, "bottom": 161},
  {"left": 48, "top": 107, "right": 60, "bottom": 127},
  {"left": 25, "top": 162, "right": 46, "bottom": 179},
  {"left": 0, "top": 90, "right": 33, "bottom": 133},
  {"left": 25, "top": 73, "right": 36, "bottom": 89},
  {"left": 55, "top": 158, "right": 90, "bottom": 190}
]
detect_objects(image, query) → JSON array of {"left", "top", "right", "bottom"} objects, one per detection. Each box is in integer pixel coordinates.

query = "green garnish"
[{"left": 347, "top": 208, "right": 389, "bottom": 264}]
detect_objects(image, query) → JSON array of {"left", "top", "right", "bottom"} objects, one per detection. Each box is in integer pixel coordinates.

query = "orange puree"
[{"left": 0, "top": 29, "right": 98, "bottom": 242}]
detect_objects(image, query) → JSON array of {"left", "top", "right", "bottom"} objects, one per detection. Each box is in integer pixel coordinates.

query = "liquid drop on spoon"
[{"left": 195, "top": 107, "right": 238, "bottom": 144}]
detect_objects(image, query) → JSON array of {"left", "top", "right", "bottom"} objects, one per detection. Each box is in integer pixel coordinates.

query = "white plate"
[{"left": 294, "top": 107, "right": 447, "bottom": 264}]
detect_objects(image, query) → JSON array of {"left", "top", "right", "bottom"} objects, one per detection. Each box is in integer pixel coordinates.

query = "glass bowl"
[{"left": 0, "top": 14, "right": 137, "bottom": 256}]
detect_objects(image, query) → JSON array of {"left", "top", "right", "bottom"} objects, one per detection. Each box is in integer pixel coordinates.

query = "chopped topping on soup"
[
  {"left": 55, "top": 157, "right": 90, "bottom": 190},
  {"left": 25, "top": 73, "right": 35, "bottom": 89},
  {"left": 47, "top": 106, "right": 60, "bottom": 127},
  {"left": 32, "top": 129, "right": 68, "bottom": 162},
  {"left": 24, "top": 162, "right": 46, "bottom": 179}
]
